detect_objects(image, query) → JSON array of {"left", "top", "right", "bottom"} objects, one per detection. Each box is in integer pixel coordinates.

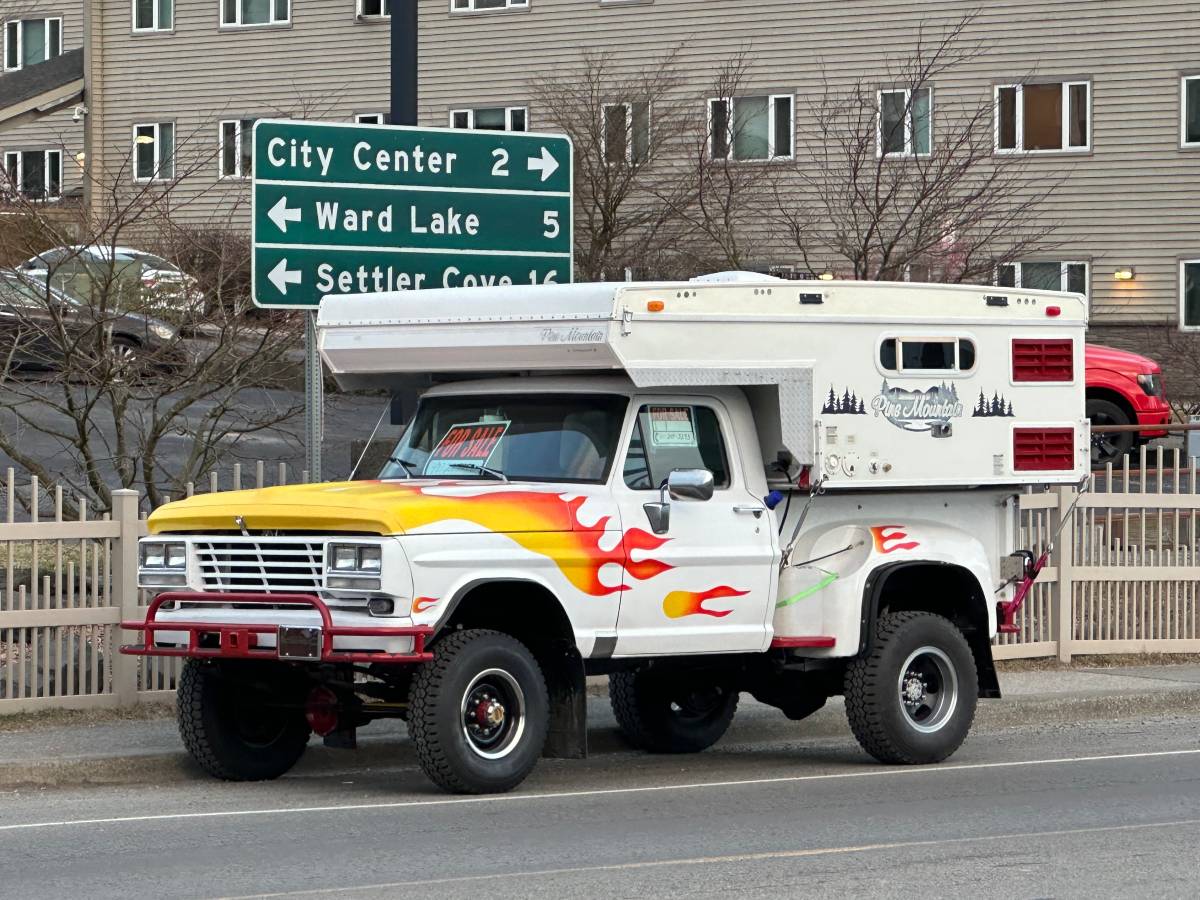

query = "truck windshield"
[{"left": 381, "top": 394, "right": 629, "bottom": 484}]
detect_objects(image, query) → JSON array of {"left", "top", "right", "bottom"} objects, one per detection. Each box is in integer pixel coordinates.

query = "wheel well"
[
  {"left": 862, "top": 562, "right": 1000, "bottom": 699},
  {"left": 441, "top": 580, "right": 586, "bottom": 759},
  {"left": 1086, "top": 386, "right": 1135, "bottom": 424}
]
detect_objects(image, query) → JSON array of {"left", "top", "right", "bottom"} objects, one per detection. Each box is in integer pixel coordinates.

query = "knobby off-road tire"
[
  {"left": 609, "top": 669, "right": 738, "bottom": 753},
  {"left": 177, "top": 659, "right": 311, "bottom": 781},
  {"left": 844, "top": 611, "right": 978, "bottom": 765},
  {"left": 408, "top": 629, "right": 549, "bottom": 794}
]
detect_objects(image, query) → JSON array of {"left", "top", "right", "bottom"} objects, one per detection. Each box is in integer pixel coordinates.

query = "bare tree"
[
  {"left": 659, "top": 51, "right": 785, "bottom": 273},
  {"left": 528, "top": 48, "right": 696, "bottom": 280},
  {"left": 0, "top": 131, "right": 303, "bottom": 514},
  {"left": 775, "top": 15, "right": 1059, "bottom": 282}
]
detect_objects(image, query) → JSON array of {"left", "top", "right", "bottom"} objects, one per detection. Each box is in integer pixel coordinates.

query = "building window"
[
  {"left": 2, "top": 150, "right": 63, "bottom": 200},
  {"left": 450, "top": 0, "right": 528, "bottom": 12},
  {"left": 878, "top": 88, "right": 931, "bottom": 157},
  {"left": 996, "top": 261, "right": 1089, "bottom": 296},
  {"left": 133, "top": 0, "right": 173, "bottom": 31},
  {"left": 709, "top": 95, "right": 793, "bottom": 161},
  {"left": 355, "top": 113, "right": 391, "bottom": 125},
  {"left": 602, "top": 102, "right": 650, "bottom": 164},
  {"left": 1182, "top": 261, "right": 1200, "bottom": 330},
  {"left": 219, "top": 119, "right": 256, "bottom": 178},
  {"left": 133, "top": 123, "right": 174, "bottom": 181},
  {"left": 1183, "top": 76, "right": 1200, "bottom": 148},
  {"left": 221, "top": 0, "right": 290, "bottom": 27},
  {"left": 995, "top": 81, "right": 1090, "bottom": 153},
  {"left": 449, "top": 107, "right": 527, "bottom": 131},
  {"left": 358, "top": 0, "right": 391, "bottom": 15},
  {"left": 3, "top": 17, "right": 63, "bottom": 71}
]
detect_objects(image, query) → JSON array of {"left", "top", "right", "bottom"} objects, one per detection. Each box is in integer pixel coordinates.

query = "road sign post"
[{"left": 251, "top": 119, "right": 573, "bottom": 309}]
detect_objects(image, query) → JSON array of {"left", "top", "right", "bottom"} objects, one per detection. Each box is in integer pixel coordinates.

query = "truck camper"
[{"left": 124, "top": 277, "right": 1088, "bottom": 793}]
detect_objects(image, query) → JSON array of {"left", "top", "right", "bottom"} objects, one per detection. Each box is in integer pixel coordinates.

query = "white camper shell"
[{"left": 319, "top": 278, "right": 1090, "bottom": 489}]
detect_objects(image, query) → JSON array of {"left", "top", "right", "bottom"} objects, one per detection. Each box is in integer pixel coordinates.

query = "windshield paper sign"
[
  {"left": 648, "top": 406, "right": 698, "bottom": 448},
  {"left": 872, "top": 381, "right": 964, "bottom": 433},
  {"left": 424, "top": 421, "right": 510, "bottom": 476}
]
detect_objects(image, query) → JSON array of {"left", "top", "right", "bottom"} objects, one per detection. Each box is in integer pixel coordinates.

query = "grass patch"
[{"left": 0, "top": 700, "right": 173, "bottom": 733}]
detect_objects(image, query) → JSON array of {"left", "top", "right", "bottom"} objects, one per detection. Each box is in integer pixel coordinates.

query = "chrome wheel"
[
  {"left": 896, "top": 646, "right": 958, "bottom": 734},
  {"left": 460, "top": 667, "right": 525, "bottom": 760}
]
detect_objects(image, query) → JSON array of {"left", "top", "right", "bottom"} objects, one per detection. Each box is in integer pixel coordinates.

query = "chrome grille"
[{"left": 195, "top": 539, "right": 324, "bottom": 594}]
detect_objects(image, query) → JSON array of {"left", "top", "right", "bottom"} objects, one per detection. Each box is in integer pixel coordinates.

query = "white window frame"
[
  {"left": 1181, "top": 259, "right": 1200, "bottom": 332},
  {"left": 3, "top": 17, "right": 62, "bottom": 72},
  {"left": 877, "top": 88, "right": 932, "bottom": 158},
  {"left": 221, "top": 0, "right": 291, "bottom": 28},
  {"left": 876, "top": 334, "right": 978, "bottom": 378},
  {"left": 708, "top": 94, "right": 794, "bottom": 162},
  {"left": 132, "top": 122, "right": 174, "bottom": 182},
  {"left": 2, "top": 149, "right": 64, "bottom": 201},
  {"left": 994, "top": 81, "right": 1091, "bottom": 154},
  {"left": 218, "top": 118, "right": 256, "bottom": 179},
  {"left": 357, "top": 0, "right": 390, "bottom": 17},
  {"left": 449, "top": 0, "right": 529, "bottom": 13},
  {"left": 996, "top": 261, "right": 1090, "bottom": 297},
  {"left": 1182, "top": 76, "right": 1200, "bottom": 149},
  {"left": 448, "top": 106, "right": 527, "bottom": 131},
  {"left": 355, "top": 113, "right": 387, "bottom": 125},
  {"left": 601, "top": 101, "right": 652, "bottom": 165},
  {"left": 132, "top": 0, "right": 173, "bottom": 32}
]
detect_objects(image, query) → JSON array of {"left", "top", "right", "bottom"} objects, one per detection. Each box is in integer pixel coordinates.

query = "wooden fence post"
[
  {"left": 1053, "top": 483, "right": 1076, "bottom": 663},
  {"left": 110, "top": 489, "right": 141, "bottom": 705}
]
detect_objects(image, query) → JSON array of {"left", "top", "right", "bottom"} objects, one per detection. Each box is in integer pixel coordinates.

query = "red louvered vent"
[
  {"left": 1012, "top": 339, "right": 1074, "bottom": 382},
  {"left": 1013, "top": 428, "right": 1075, "bottom": 471}
]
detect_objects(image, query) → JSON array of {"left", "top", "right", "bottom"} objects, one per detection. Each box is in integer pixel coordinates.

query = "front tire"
[
  {"left": 177, "top": 660, "right": 311, "bottom": 781},
  {"left": 408, "top": 629, "right": 549, "bottom": 794},
  {"left": 1087, "top": 398, "right": 1134, "bottom": 467},
  {"left": 844, "top": 611, "right": 977, "bottom": 765},
  {"left": 609, "top": 668, "right": 738, "bottom": 753}
]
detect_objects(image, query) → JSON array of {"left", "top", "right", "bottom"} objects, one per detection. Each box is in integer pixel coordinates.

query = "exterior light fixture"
[
  {"left": 1113, "top": 267, "right": 1135, "bottom": 281},
  {"left": 817, "top": 270, "right": 835, "bottom": 281}
]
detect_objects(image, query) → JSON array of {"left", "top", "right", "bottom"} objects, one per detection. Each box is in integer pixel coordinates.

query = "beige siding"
[{"left": 90, "top": 0, "right": 1200, "bottom": 324}]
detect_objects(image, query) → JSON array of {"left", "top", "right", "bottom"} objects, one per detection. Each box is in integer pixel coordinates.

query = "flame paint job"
[
  {"left": 412, "top": 597, "right": 439, "bottom": 613},
  {"left": 662, "top": 585, "right": 750, "bottom": 619},
  {"left": 870, "top": 525, "right": 920, "bottom": 554}
]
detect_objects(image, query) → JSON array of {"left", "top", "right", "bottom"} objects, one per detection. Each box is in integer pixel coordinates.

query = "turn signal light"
[{"left": 647, "top": 300, "right": 665, "bottom": 312}]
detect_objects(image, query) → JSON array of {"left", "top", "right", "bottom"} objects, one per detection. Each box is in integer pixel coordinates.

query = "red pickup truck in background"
[{"left": 1086, "top": 344, "right": 1171, "bottom": 466}]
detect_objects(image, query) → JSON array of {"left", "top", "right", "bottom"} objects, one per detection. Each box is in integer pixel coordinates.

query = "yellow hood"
[{"left": 147, "top": 481, "right": 586, "bottom": 536}]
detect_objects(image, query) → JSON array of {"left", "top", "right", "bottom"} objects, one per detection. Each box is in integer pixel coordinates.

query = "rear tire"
[
  {"left": 177, "top": 660, "right": 310, "bottom": 781},
  {"left": 609, "top": 668, "right": 738, "bottom": 753},
  {"left": 1087, "top": 398, "right": 1134, "bottom": 467},
  {"left": 844, "top": 611, "right": 977, "bottom": 765},
  {"left": 408, "top": 629, "right": 549, "bottom": 794}
]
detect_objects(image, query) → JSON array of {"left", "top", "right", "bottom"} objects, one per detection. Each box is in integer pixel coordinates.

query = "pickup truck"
[
  {"left": 1086, "top": 344, "right": 1170, "bottom": 466},
  {"left": 123, "top": 278, "right": 1089, "bottom": 794}
]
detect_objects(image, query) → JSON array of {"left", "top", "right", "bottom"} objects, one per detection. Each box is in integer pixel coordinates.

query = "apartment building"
[
  {"left": 0, "top": 0, "right": 85, "bottom": 202},
  {"left": 7, "top": 1, "right": 1200, "bottom": 338}
]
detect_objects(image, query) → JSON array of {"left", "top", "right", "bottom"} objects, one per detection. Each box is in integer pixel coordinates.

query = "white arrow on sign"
[
  {"left": 268, "top": 258, "right": 302, "bottom": 295},
  {"left": 268, "top": 196, "right": 302, "bottom": 232},
  {"left": 527, "top": 146, "right": 559, "bottom": 182}
]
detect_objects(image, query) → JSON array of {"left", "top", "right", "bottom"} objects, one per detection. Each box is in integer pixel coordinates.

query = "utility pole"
[{"left": 391, "top": 0, "right": 419, "bottom": 127}]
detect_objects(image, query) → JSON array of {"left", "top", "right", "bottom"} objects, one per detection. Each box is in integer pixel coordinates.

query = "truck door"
[{"left": 612, "top": 399, "right": 776, "bottom": 655}]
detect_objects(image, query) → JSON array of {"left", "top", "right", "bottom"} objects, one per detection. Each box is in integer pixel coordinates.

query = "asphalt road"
[{"left": 2, "top": 710, "right": 1200, "bottom": 898}]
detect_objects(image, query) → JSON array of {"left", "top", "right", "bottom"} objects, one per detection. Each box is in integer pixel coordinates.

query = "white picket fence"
[{"left": 2, "top": 450, "right": 1198, "bottom": 712}]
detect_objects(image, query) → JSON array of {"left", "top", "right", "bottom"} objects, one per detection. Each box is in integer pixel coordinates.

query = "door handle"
[{"left": 733, "top": 504, "right": 764, "bottom": 518}]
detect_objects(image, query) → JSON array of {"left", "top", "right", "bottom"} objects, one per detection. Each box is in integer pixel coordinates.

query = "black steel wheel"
[{"left": 609, "top": 668, "right": 738, "bottom": 753}]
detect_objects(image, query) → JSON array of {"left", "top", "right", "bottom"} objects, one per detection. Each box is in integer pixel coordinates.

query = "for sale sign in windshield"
[{"left": 423, "top": 421, "right": 511, "bottom": 476}]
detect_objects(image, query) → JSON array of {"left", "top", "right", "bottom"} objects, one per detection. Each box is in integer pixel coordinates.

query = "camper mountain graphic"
[
  {"left": 822, "top": 386, "right": 868, "bottom": 415},
  {"left": 873, "top": 380, "right": 964, "bottom": 432},
  {"left": 972, "top": 390, "right": 1015, "bottom": 418}
]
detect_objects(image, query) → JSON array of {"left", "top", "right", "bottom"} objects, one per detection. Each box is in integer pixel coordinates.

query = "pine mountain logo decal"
[{"left": 872, "top": 380, "right": 964, "bottom": 432}]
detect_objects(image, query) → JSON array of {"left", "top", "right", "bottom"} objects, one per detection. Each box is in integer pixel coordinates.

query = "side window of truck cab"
[{"left": 622, "top": 404, "right": 731, "bottom": 490}]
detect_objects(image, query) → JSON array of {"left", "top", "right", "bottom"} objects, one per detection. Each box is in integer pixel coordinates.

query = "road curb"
[{"left": 3, "top": 686, "right": 1199, "bottom": 790}]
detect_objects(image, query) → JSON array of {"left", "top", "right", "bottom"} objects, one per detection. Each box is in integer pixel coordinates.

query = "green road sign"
[{"left": 251, "top": 119, "right": 573, "bottom": 308}]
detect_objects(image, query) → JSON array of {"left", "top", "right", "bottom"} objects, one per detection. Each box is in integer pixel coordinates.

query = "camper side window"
[
  {"left": 623, "top": 405, "right": 730, "bottom": 491},
  {"left": 880, "top": 338, "right": 976, "bottom": 374}
]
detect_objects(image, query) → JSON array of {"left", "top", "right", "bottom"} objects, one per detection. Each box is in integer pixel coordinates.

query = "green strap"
[{"left": 775, "top": 572, "right": 838, "bottom": 608}]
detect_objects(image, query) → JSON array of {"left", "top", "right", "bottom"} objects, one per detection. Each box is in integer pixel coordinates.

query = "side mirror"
[{"left": 667, "top": 468, "right": 714, "bottom": 502}]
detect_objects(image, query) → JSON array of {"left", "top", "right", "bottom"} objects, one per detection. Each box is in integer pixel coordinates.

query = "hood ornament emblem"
[{"left": 234, "top": 515, "right": 250, "bottom": 536}]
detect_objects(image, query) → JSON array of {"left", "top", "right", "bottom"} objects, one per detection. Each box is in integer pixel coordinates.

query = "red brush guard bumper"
[{"left": 120, "top": 591, "right": 434, "bottom": 664}]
